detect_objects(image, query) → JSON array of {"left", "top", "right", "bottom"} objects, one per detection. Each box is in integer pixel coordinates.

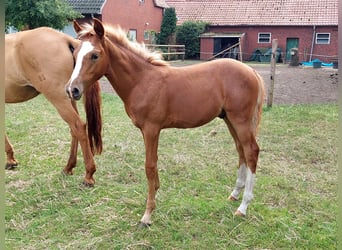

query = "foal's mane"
[{"left": 78, "top": 23, "right": 168, "bottom": 66}]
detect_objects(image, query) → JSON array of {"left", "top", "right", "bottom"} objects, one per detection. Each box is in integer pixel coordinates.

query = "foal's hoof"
[
  {"left": 228, "top": 195, "right": 238, "bottom": 201},
  {"left": 139, "top": 222, "right": 151, "bottom": 228},
  {"left": 234, "top": 210, "right": 246, "bottom": 217},
  {"left": 5, "top": 162, "right": 18, "bottom": 170}
]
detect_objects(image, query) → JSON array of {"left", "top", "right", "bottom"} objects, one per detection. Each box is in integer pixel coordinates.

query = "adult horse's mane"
[{"left": 78, "top": 23, "right": 168, "bottom": 66}]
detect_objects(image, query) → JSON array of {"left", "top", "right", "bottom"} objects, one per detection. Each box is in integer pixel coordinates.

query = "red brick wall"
[
  {"left": 200, "top": 38, "right": 214, "bottom": 60},
  {"left": 313, "top": 26, "right": 338, "bottom": 61},
  {"left": 102, "top": 0, "right": 164, "bottom": 43},
  {"left": 203, "top": 25, "right": 338, "bottom": 63}
]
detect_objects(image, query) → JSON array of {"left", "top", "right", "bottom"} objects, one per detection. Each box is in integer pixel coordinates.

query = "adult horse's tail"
[
  {"left": 84, "top": 81, "right": 103, "bottom": 155},
  {"left": 253, "top": 70, "right": 265, "bottom": 136}
]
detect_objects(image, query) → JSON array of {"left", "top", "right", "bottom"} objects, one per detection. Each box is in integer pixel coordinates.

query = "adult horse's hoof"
[
  {"left": 62, "top": 169, "right": 73, "bottom": 175},
  {"left": 5, "top": 162, "right": 18, "bottom": 170},
  {"left": 234, "top": 210, "right": 245, "bottom": 217},
  {"left": 228, "top": 195, "right": 238, "bottom": 201},
  {"left": 82, "top": 180, "right": 95, "bottom": 188}
]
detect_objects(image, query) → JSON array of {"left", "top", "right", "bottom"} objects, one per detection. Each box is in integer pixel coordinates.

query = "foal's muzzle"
[{"left": 66, "top": 85, "right": 83, "bottom": 101}]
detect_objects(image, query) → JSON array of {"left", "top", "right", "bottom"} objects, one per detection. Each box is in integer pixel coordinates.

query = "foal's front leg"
[{"left": 140, "top": 126, "right": 161, "bottom": 226}]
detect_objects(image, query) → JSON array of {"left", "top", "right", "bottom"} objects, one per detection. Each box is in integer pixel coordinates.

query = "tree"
[
  {"left": 5, "top": 0, "right": 80, "bottom": 31},
  {"left": 157, "top": 8, "right": 177, "bottom": 45},
  {"left": 176, "top": 21, "right": 209, "bottom": 59}
]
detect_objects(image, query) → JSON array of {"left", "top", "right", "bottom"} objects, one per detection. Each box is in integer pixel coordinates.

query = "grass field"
[{"left": 5, "top": 94, "right": 337, "bottom": 249}]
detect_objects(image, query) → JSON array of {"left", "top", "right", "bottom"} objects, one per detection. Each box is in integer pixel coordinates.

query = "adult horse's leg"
[
  {"left": 5, "top": 134, "right": 18, "bottom": 169},
  {"left": 63, "top": 100, "right": 79, "bottom": 174},
  {"left": 44, "top": 94, "right": 96, "bottom": 186},
  {"left": 140, "top": 125, "right": 161, "bottom": 226}
]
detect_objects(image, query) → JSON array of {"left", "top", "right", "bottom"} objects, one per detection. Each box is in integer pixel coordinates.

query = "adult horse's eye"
[{"left": 91, "top": 53, "right": 98, "bottom": 61}]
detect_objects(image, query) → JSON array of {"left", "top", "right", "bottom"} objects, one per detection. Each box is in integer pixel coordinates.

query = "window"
[
  {"left": 316, "top": 33, "right": 330, "bottom": 44},
  {"left": 258, "top": 33, "right": 271, "bottom": 43},
  {"left": 128, "top": 29, "right": 137, "bottom": 42},
  {"left": 144, "top": 30, "right": 150, "bottom": 41}
]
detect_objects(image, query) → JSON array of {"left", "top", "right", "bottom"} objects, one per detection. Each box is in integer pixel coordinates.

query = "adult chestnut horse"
[
  {"left": 66, "top": 19, "right": 265, "bottom": 225},
  {"left": 5, "top": 27, "right": 103, "bottom": 186}
]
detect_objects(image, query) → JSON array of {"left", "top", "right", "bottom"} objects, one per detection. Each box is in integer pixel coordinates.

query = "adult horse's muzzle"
[{"left": 66, "top": 81, "right": 83, "bottom": 101}]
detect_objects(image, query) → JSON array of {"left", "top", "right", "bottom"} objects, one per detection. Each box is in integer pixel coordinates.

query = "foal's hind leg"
[
  {"left": 224, "top": 119, "right": 247, "bottom": 202},
  {"left": 235, "top": 130, "right": 259, "bottom": 216},
  {"left": 225, "top": 118, "right": 260, "bottom": 216},
  {"left": 5, "top": 134, "right": 18, "bottom": 169}
]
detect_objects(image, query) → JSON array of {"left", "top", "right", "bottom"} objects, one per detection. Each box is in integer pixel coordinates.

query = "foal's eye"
[{"left": 91, "top": 53, "right": 99, "bottom": 61}]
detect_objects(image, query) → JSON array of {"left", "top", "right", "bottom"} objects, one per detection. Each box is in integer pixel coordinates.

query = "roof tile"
[{"left": 166, "top": 0, "right": 338, "bottom": 26}]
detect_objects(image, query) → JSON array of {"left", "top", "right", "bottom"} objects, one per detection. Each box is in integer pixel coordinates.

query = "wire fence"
[{"left": 188, "top": 49, "right": 337, "bottom": 63}]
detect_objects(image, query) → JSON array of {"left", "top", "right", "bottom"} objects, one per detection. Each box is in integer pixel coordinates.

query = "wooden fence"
[
  {"left": 208, "top": 42, "right": 242, "bottom": 61},
  {"left": 146, "top": 44, "right": 185, "bottom": 61}
]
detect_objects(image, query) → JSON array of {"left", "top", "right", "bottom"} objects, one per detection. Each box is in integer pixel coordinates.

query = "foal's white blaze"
[{"left": 67, "top": 41, "right": 94, "bottom": 92}]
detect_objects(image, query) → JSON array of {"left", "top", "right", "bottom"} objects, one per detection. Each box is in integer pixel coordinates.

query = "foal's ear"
[
  {"left": 93, "top": 18, "right": 105, "bottom": 39},
  {"left": 73, "top": 20, "right": 83, "bottom": 34}
]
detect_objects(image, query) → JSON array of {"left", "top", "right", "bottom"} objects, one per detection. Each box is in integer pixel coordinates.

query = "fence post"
[{"left": 267, "top": 39, "right": 278, "bottom": 108}]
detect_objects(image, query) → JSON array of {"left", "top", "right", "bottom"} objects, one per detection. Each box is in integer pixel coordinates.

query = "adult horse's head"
[{"left": 66, "top": 18, "right": 108, "bottom": 101}]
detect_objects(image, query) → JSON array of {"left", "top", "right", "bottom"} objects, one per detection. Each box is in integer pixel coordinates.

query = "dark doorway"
[{"left": 213, "top": 37, "right": 239, "bottom": 59}]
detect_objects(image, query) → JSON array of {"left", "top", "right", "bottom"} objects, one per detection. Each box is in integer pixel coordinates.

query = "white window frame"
[
  {"left": 144, "top": 30, "right": 150, "bottom": 41},
  {"left": 128, "top": 29, "right": 137, "bottom": 42},
  {"left": 258, "top": 33, "right": 271, "bottom": 43},
  {"left": 315, "top": 33, "right": 330, "bottom": 44}
]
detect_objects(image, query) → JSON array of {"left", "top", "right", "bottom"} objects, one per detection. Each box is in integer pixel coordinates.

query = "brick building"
[
  {"left": 166, "top": 0, "right": 338, "bottom": 62},
  {"left": 67, "top": 0, "right": 168, "bottom": 43}
]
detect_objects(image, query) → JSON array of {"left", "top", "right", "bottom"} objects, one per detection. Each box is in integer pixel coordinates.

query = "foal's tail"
[
  {"left": 84, "top": 81, "right": 103, "bottom": 155},
  {"left": 253, "top": 70, "right": 265, "bottom": 136}
]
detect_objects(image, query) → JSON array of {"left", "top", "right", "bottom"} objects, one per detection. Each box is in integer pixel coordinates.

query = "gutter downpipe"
[{"left": 309, "top": 25, "right": 316, "bottom": 62}]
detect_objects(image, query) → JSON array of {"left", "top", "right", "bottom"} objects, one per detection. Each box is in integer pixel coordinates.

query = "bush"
[
  {"left": 176, "top": 21, "right": 209, "bottom": 59},
  {"left": 157, "top": 8, "right": 177, "bottom": 45}
]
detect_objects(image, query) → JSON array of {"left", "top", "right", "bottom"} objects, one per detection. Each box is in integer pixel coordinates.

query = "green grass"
[{"left": 5, "top": 94, "right": 337, "bottom": 249}]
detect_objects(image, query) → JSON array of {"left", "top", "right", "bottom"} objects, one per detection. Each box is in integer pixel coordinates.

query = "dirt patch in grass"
[{"left": 99, "top": 62, "right": 338, "bottom": 105}]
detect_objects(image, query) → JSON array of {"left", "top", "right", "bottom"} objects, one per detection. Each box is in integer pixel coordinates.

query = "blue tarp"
[{"left": 301, "top": 59, "right": 333, "bottom": 67}]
